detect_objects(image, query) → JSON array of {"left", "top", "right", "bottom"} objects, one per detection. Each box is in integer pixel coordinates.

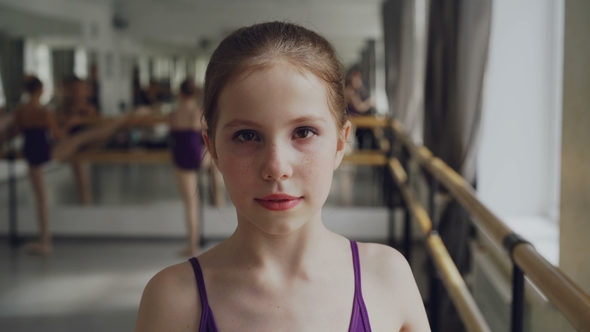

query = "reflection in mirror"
[{"left": 0, "top": 1, "right": 385, "bottom": 247}]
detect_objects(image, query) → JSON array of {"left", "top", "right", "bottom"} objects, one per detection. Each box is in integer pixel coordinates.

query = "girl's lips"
[
  {"left": 255, "top": 194, "right": 303, "bottom": 211},
  {"left": 257, "top": 193, "right": 300, "bottom": 201}
]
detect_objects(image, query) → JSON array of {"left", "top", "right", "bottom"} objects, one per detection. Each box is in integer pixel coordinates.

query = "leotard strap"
[
  {"left": 349, "top": 241, "right": 373, "bottom": 332},
  {"left": 189, "top": 257, "right": 219, "bottom": 332}
]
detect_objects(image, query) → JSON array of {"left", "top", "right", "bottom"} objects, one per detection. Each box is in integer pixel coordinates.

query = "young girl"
[
  {"left": 135, "top": 22, "right": 429, "bottom": 331},
  {"left": 13, "top": 75, "right": 137, "bottom": 255},
  {"left": 169, "top": 79, "right": 204, "bottom": 257},
  {"left": 13, "top": 76, "right": 62, "bottom": 255}
]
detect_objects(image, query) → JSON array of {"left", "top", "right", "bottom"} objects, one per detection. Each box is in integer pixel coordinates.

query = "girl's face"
[{"left": 205, "top": 64, "right": 350, "bottom": 236}]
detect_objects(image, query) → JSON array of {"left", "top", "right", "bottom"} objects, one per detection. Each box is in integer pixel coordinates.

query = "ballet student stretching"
[
  {"left": 13, "top": 75, "right": 139, "bottom": 255},
  {"left": 135, "top": 22, "right": 430, "bottom": 331},
  {"left": 13, "top": 76, "right": 62, "bottom": 255},
  {"left": 169, "top": 79, "right": 205, "bottom": 257}
]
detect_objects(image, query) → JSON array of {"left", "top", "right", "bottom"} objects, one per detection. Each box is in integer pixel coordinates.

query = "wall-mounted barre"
[{"left": 388, "top": 118, "right": 590, "bottom": 332}]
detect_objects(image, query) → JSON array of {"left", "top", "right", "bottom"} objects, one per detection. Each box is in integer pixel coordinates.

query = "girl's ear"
[
  {"left": 334, "top": 120, "right": 351, "bottom": 170},
  {"left": 203, "top": 130, "right": 219, "bottom": 168}
]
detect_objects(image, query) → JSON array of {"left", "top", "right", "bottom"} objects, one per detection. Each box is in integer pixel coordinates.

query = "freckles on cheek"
[
  {"left": 235, "top": 159, "right": 253, "bottom": 178},
  {"left": 302, "top": 138, "right": 337, "bottom": 170},
  {"left": 219, "top": 154, "right": 255, "bottom": 194},
  {"left": 217, "top": 143, "right": 247, "bottom": 173},
  {"left": 300, "top": 153, "right": 316, "bottom": 173},
  {"left": 300, "top": 151, "right": 334, "bottom": 206},
  {"left": 300, "top": 148, "right": 333, "bottom": 181}
]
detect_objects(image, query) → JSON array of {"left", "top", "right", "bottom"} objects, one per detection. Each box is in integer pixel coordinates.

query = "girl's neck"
[
  {"left": 222, "top": 212, "right": 339, "bottom": 274},
  {"left": 29, "top": 96, "right": 42, "bottom": 108},
  {"left": 71, "top": 98, "right": 86, "bottom": 109}
]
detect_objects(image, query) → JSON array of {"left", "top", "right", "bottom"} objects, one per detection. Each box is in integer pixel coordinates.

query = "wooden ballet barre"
[
  {"left": 72, "top": 150, "right": 387, "bottom": 166},
  {"left": 371, "top": 127, "right": 391, "bottom": 152},
  {"left": 426, "top": 234, "right": 491, "bottom": 332},
  {"left": 0, "top": 149, "right": 20, "bottom": 160},
  {"left": 85, "top": 115, "right": 391, "bottom": 129},
  {"left": 422, "top": 154, "right": 590, "bottom": 331},
  {"left": 513, "top": 243, "right": 590, "bottom": 331},
  {"left": 389, "top": 159, "right": 431, "bottom": 235},
  {"left": 3, "top": 145, "right": 387, "bottom": 166},
  {"left": 0, "top": 148, "right": 171, "bottom": 164},
  {"left": 69, "top": 149, "right": 171, "bottom": 163},
  {"left": 348, "top": 116, "right": 389, "bottom": 128},
  {"left": 69, "top": 149, "right": 388, "bottom": 166},
  {"left": 388, "top": 158, "right": 491, "bottom": 332},
  {"left": 81, "top": 115, "right": 391, "bottom": 133},
  {"left": 69, "top": 115, "right": 168, "bottom": 127},
  {"left": 343, "top": 151, "right": 387, "bottom": 166},
  {"left": 389, "top": 118, "right": 590, "bottom": 331}
]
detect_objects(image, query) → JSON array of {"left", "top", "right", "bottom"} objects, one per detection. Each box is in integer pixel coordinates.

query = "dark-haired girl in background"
[
  {"left": 13, "top": 76, "right": 62, "bottom": 255},
  {"left": 12, "top": 75, "right": 140, "bottom": 255},
  {"left": 169, "top": 78, "right": 204, "bottom": 257}
]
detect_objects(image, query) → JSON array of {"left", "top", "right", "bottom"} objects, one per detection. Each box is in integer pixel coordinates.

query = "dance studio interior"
[{"left": 0, "top": 0, "right": 589, "bottom": 331}]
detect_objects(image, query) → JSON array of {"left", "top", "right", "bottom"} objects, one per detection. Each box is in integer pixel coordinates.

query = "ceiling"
[
  {"left": 115, "top": 0, "right": 384, "bottom": 65},
  {"left": 0, "top": 0, "right": 384, "bottom": 66},
  {"left": 0, "top": 4, "right": 80, "bottom": 38}
]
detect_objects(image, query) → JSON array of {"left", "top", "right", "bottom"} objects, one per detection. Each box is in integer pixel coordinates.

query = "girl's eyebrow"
[
  {"left": 222, "top": 119, "right": 260, "bottom": 130},
  {"left": 289, "top": 116, "right": 327, "bottom": 125},
  {"left": 222, "top": 116, "right": 327, "bottom": 131}
]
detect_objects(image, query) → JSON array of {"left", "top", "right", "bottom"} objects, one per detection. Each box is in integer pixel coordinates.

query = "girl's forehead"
[
  {"left": 231, "top": 62, "right": 322, "bottom": 89},
  {"left": 215, "top": 65, "right": 334, "bottom": 126},
  {"left": 220, "top": 65, "right": 326, "bottom": 104}
]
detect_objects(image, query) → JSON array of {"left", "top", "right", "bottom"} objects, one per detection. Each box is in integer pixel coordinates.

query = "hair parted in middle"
[{"left": 202, "top": 21, "right": 347, "bottom": 141}]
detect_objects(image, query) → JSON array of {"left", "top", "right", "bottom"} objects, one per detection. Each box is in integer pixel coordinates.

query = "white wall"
[
  {"left": 477, "top": 0, "right": 564, "bottom": 263},
  {"left": 478, "top": 0, "right": 563, "bottom": 221}
]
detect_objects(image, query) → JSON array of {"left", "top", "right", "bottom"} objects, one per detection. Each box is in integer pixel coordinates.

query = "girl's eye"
[
  {"left": 294, "top": 127, "right": 316, "bottom": 139},
  {"left": 234, "top": 131, "right": 258, "bottom": 142}
]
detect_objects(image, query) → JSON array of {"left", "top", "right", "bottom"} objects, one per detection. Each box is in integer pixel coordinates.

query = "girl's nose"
[{"left": 261, "top": 143, "right": 293, "bottom": 181}]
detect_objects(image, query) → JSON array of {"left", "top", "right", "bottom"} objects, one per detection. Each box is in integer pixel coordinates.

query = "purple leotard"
[
  {"left": 22, "top": 128, "right": 51, "bottom": 166},
  {"left": 188, "top": 240, "right": 372, "bottom": 332},
  {"left": 171, "top": 130, "right": 203, "bottom": 170}
]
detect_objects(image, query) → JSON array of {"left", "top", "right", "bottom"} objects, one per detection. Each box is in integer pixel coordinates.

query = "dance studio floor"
[{"left": 0, "top": 239, "right": 210, "bottom": 331}]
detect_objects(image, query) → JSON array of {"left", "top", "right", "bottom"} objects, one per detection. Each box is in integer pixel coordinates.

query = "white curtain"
[
  {"left": 382, "top": 0, "right": 404, "bottom": 118},
  {"left": 383, "top": 0, "right": 430, "bottom": 144}
]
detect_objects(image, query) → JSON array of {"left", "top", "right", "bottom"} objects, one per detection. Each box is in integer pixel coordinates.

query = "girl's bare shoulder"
[
  {"left": 145, "top": 260, "right": 196, "bottom": 292},
  {"left": 356, "top": 242, "right": 412, "bottom": 286},
  {"left": 135, "top": 261, "right": 200, "bottom": 331},
  {"left": 356, "top": 242, "right": 430, "bottom": 331}
]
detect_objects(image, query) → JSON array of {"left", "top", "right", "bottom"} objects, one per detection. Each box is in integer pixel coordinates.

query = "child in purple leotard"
[
  {"left": 11, "top": 76, "right": 142, "bottom": 256},
  {"left": 13, "top": 76, "right": 62, "bottom": 255},
  {"left": 169, "top": 79, "right": 205, "bottom": 257},
  {"left": 136, "top": 22, "right": 430, "bottom": 332}
]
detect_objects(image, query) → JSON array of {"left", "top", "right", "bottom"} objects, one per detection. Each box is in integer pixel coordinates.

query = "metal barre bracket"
[{"left": 502, "top": 232, "right": 531, "bottom": 261}]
